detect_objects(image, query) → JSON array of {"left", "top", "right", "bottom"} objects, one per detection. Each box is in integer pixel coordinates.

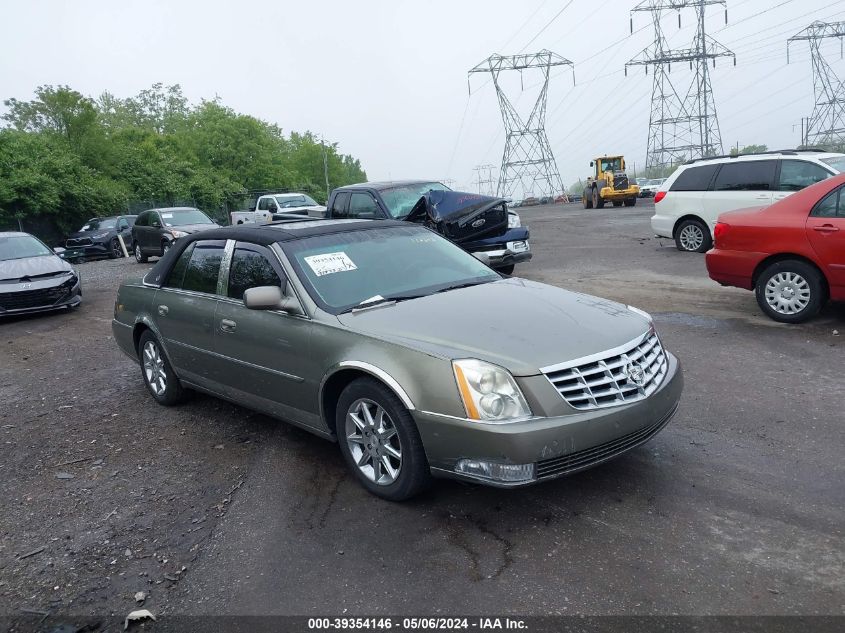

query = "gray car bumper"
[{"left": 415, "top": 352, "right": 683, "bottom": 487}]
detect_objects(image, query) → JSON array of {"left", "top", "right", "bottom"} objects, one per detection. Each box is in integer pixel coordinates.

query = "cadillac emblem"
[{"left": 624, "top": 362, "right": 646, "bottom": 387}]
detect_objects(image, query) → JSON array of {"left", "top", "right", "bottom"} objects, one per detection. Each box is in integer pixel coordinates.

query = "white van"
[{"left": 651, "top": 150, "right": 845, "bottom": 252}]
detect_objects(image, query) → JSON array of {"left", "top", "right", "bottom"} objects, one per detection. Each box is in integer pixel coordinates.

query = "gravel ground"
[{"left": 1, "top": 204, "right": 843, "bottom": 630}]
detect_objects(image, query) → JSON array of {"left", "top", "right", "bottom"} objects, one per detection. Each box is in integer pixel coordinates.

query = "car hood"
[
  {"left": 168, "top": 223, "right": 219, "bottom": 233},
  {"left": 336, "top": 278, "right": 652, "bottom": 376},
  {"left": 68, "top": 229, "right": 112, "bottom": 240},
  {"left": 0, "top": 255, "right": 73, "bottom": 281},
  {"left": 405, "top": 190, "right": 509, "bottom": 243}
]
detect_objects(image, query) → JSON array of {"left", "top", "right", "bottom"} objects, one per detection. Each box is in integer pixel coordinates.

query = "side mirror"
[
  {"left": 590, "top": 161, "right": 594, "bottom": 167},
  {"left": 472, "top": 252, "right": 491, "bottom": 266},
  {"left": 268, "top": 204, "right": 278, "bottom": 212},
  {"left": 53, "top": 246, "right": 66, "bottom": 254},
  {"left": 152, "top": 221, "right": 162, "bottom": 228},
  {"left": 243, "top": 285, "right": 304, "bottom": 316}
]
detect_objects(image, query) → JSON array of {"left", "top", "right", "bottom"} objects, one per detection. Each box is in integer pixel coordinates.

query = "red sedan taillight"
[
  {"left": 654, "top": 191, "right": 666, "bottom": 203},
  {"left": 713, "top": 222, "right": 730, "bottom": 245}
]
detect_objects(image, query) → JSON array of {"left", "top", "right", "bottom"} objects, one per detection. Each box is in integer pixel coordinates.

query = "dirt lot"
[{"left": 1, "top": 202, "right": 843, "bottom": 629}]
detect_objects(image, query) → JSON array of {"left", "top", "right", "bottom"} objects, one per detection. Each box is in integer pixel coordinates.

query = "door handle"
[
  {"left": 755, "top": 194, "right": 770, "bottom": 200},
  {"left": 813, "top": 224, "right": 839, "bottom": 233},
  {"left": 157, "top": 305, "right": 169, "bottom": 316},
  {"left": 220, "top": 318, "right": 237, "bottom": 333}
]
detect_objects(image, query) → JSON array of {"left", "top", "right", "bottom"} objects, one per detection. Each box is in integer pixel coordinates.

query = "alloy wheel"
[
  {"left": 112, "top": 239, "right": 123, "bottom": 258},
  {"left": 135, "top": 244, "right": 143, "bottom": 262},
  {"left": 344, "top": 398, "right": 402, "bottom": 486},
  {"left": 142, "top": 340, "right": 167, "bottom": 396},
  {"left": 765, "top": 272, "right": 811, "bottom": 315},
  {"left": 679, "top": 224, "right": 704, "bottom": 251}
]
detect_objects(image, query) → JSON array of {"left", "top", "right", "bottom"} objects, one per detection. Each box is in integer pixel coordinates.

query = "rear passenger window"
[
  {"left": 181, "top": 240, "right": 226, "bottom": 294},
  {"left": 331, "top": 192, "right": 351, "bottom": 218},
  {"left": 713, "top": 161, "right": 776, "bottom": 191},
  {"left": 670, "top": 164, "right": 719, "bottom": 191},
  {"left": 228, "top": 245, "right": 283, "bottom": 300},
  {"left": 811, "top": 188, "right": 845, "bottom": 218},
  {"left": 778, "top": 160, "right": 831, "bottom": 191},
  {"left": 164, "top": 243, "right": 194, "bottom": 288}
]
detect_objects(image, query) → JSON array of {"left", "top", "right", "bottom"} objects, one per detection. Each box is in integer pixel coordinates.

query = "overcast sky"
[{"left": 2, "top": 0, "right": 844, "bottom": 197}]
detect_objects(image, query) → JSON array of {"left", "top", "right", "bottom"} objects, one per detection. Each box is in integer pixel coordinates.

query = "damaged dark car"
[
  {"left": 0, "top": 232, "right": 82, "bottom": 317},
  {"left": 324, "top": 181, "right": 531, "bottom": 274},
  {"left": 64, "top": 215, "right": 136, "bottom": 260}
]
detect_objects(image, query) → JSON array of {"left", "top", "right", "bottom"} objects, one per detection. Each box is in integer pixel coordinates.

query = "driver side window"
[
  {"left": 348, "top": 193, "right": 380, "bottom": 219},
  {"left": 228, "top": 244, "right": 284, "bottom": 300}
]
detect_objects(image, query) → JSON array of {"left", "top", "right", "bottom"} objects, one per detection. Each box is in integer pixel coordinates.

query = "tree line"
[{"left": 0, "top": 84, "right": 367, "bottom": 239}]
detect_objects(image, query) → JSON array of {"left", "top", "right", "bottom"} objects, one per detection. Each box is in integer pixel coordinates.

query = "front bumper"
[
  {"left": 464, "top": 227, "right": 533, "bottom": 269},
  {"left": 0, "top": 277, "right": 82, "bottom": 317},
  {"left": 415, "top": 352, "right": 683, "bottom": 487},
  {"left": 600, "top": 187, "right": 639, "bottom": 199}
]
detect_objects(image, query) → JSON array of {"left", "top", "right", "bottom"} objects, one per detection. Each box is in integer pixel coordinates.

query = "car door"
[
  {"left": 774, "top": 159, "right": 834, "bottom": 203},
  {"left": 153, "top": 239, "right": 228, "bottom": 390},
  {"left": 132, "top": 212, "right": 148, "bottom": 251},
  {"left": 806, "top": 186, "right": 845, "bottom": 293},
  {"left": 706, "top": 160, "right": 777, "bottom": 230},
  {"left": 213, "top": 241, "right": 318, "bottom": 428}
]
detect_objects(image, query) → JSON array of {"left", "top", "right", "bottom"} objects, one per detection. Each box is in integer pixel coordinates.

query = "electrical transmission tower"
[
  {"left": 627, "top": 1, "right": 735, "bottom": 170},
  {"left": 473, "top": 164, "right": 497, "bottom": 196},
  {"left": 788, "top": 21, "right": 845, "bottom": 148},
  {"left": 468, "top": 50, "right": 573, "bottom": 200}
]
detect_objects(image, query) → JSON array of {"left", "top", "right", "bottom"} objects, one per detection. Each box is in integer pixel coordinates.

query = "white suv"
[{"left": 651, "top": 150, "right": 845, "bottom": 252}]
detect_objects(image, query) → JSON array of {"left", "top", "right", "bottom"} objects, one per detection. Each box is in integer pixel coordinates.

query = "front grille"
[
  {"left": 542, "top": 332, "right": 667, "bottom": 411},
  {"left": 613, "top": 174, "right": 629, "bottom": 190},
  {"left": 535, "top": 405, "right": 675, "bottom": 479},
  {"left": 66, "top": 237, "right": 93, "bottom": 247},
  {"left": 0, "top": 286, "right": 68, "bottom": 310}
]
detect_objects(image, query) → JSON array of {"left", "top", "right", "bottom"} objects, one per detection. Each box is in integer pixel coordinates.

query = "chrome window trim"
[{"left": 217, "top": 239, "right": 236, "bottom": 296}]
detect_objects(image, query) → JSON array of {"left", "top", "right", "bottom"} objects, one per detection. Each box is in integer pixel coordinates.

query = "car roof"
[
  {"left": 683, "top": 150, "right": 845, "bottom": 167},
  {"left": 268, "top": 192, "right": 312, "bottom": 198},
  {"left": 0, "top": 231, "right": 31, "bottom": 238},
  {"left": 141, "top": 207, "right": 199, "bottom": 213},
  {"left": 335, "top": 180, "right": 444, "bottom": 191}
]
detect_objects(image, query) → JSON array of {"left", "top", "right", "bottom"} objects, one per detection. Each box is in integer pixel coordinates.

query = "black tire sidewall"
[
  {"left": 135, "top": 244, "right": 147, "bottom": 263},
  {"left": 137, "top": 330, "right": 185, "bottom": 405},
  {"left": 108, "top": 238, "right": 120, "bottom": 259},
  {"left": 755, "top": 260, "right": 824, "bottom": 324},
  {"left": 335, "top": 377, "right": 430, "bottom": 501},
  {"left": 675, "top": 219, "right": 712, "bottom": 253}
]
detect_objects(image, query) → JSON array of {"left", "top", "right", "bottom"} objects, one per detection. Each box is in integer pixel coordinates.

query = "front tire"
[
  {"left": 624, "top": 197, "right": 637, "bottom": 207},
  {"left": 336, "top": 377, "right": 431, "bottom": 501},
  {"left": 612, "top": 200, "right": 623, "bottom": 207},
  {"left": 583, "top": 191, "right": 593, "bottom": 209},
  {"left": 161, "top": 240, "right": 172, "bottom": 257},
  {"left": 135, "top": 243, "right": 148, "bottom": 263},
  {"left": 755, "top": 260, "right": 824, "bottom": 324},
  {"left": 674, "top": 218, "right": 711, "bottom": 253},
  {"left": 137, "top": 330, "right": 187, "bottom": 405},
  {"left": 108, "top": 238, "right": 122, "bottom": 259}
]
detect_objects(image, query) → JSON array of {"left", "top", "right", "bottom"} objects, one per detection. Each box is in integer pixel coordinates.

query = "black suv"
[
  {"left": 132, "top": 207, "right": 219, "bottom": 263},
  {"left": 65, "top": 215, "right": 136, "bottom": 260}
]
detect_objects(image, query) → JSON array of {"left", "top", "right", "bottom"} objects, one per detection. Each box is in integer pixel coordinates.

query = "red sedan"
[{"left": 706, "top": 173, "right": 845, "bottom": 323}]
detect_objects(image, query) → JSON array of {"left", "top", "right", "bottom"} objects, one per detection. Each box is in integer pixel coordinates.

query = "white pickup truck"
[{"left": 230, "top": 193, "right": 327, "bottom": 225}]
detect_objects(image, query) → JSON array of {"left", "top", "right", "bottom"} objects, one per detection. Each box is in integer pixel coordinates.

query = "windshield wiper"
[
  {"left": 339, "top": 293, "right": 425, "bottom": 314},
  {"left": 433, "top": 280, "right": 490, "bottom": 294}
]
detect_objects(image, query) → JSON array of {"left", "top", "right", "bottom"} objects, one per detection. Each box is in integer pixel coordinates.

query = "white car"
[
  {"left": 639, "top": 178, "right": 665, "bottom": 198},
  {"left": 651, "top": 150, "right": 845, "bottom": 252}
]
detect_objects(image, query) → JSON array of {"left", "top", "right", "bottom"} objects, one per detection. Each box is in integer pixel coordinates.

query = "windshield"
[
  {"left": 379, "top": 182, "right": 450, "bottom": 218},
  {"left": 0, "top": 235, "right": 53, "bottom": 261},
  {"left": 79, "top": 218, "right": 117, "bottom": 232},
  {"left": 600, "top": 158, "right": 623, "bottom": 172},
  {"left": 821, "top": 157, "right": 845, "bottom": 173},
  {"left": 275, "top": 195, "right": 319, "bottom": 208},
  {"left": 282, "top": 225, "right": 500, "bottom": 313},
  {"left": 160, "top": 209, "right": 213, "bottom": 227}
]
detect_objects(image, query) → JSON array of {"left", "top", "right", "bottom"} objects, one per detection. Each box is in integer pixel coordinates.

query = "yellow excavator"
[{"left": 583, "top": 155, "right": 639, "bottom": 209}]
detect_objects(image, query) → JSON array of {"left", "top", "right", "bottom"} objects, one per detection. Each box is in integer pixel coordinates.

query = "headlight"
[
  {"left": 452, "top": 359, "right": 532, "bottom": 422},
  {"left": 507, "top": 212, "right": 521, "bottom": 228},
  {"left": 169, "top": 230, "right": 189, "bottom": 238},
  {"left": 91, "top": 232, "right": 109, "bottom": 239}
]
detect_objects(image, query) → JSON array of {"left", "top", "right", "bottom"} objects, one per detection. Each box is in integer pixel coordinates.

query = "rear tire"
[
  {"left": 583, "top": 191, "right": 593, "bottom": 209},
  {"left": 755, "top": 260, "right": 824, "bottom": 324},
  {"left": 612, "top": 201, "right": 623, "bottom": 207},
  {"left": 336, "top": 377, "right": 431, "bottom": 501},
  {"left": 674, "top": 218, "right": 711, "bottom": 253},
  {"left": 134, "top": 243, "right": 148, "bottom": 263},
  {"left": 624, "top": 197, "right": 637, "bottom": 207},
  {"left": 137, "top": 330, "right": 187, "bottom": 406}
]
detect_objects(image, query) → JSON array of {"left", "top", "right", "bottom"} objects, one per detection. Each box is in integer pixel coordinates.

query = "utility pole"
[
  {"left": 472, "top": 164, "right": 497, "bottom": 196},
  {"left": 788, "top": 21, "right": 845, "bottom": 148},
  {"left": 319, "top": 136, "right": 330, "bottom": 201},
  {"left": 626, "top": 1, "right": 735, "bottom": 170},
  {"left": 468, "top": 50, "right": 573, "bottom": 201}
]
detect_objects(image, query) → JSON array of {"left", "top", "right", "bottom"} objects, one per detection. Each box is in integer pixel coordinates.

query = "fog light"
[{"left": 454, "top": 459, "right": 535, "bottom": 483}]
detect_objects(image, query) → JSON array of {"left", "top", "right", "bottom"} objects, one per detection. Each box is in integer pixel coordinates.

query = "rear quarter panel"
[{"left": 112, "top": 281, "right": 158, "bottom": 359}]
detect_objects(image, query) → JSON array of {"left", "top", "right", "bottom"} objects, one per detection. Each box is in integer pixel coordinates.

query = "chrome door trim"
[{"left": 217, "top": 239, "right": 236, "bottom": 296}]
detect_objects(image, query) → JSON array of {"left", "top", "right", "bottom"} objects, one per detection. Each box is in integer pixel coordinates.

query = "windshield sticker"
[
  {"left": 161, "top": 213, "right": 173, "bottom": 219},
  {"left": 304, "top": 252, "right": 358, "bottom": 276}
]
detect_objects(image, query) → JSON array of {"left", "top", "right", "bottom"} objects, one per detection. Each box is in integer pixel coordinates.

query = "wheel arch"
[
  {"left": 751, "top": 253, "right": 830, "bottom": 297},
  {"left": 672, "top": 214, "right": 709, "bottom": 238},
  {"left": 319, "top": 362, "right": 416, "bottom": 436}
]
